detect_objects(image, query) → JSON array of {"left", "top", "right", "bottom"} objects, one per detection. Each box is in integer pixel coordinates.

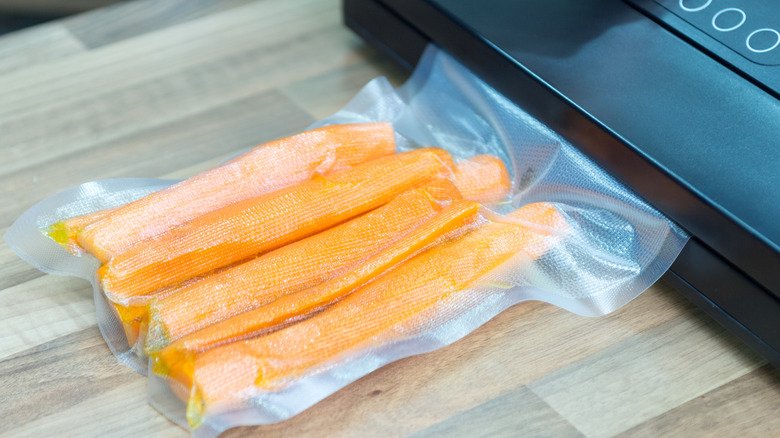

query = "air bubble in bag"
[{"left": 4, "top": 46, "right": 688, "bottom": 436}]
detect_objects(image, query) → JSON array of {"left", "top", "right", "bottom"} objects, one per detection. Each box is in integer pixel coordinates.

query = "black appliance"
[{"left": 343, "top": 0, "right": 780, "bottom": 367}]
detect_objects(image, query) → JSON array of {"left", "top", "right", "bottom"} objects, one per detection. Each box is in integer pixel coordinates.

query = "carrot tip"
[
  {"left": 45, "top": 221, "right": 69, "bottom": 244},
  {"left": 44, "top": 221, "right": 86, "bottom": 255},
  {"left": 453, "top": 155, "right": 512, "bottom": 204},
  {"left": 186, "top": 385, "right": 207, "bottom": 429}
]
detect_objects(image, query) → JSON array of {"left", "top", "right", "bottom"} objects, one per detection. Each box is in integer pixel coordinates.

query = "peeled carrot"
[
  {"left": 152, "top": 199, "right": 483, "bottom": 385},
  {"left": 117, "top": 149, "right": 508, "bottom": 350},
  {"left": 184, "top": 202, "right": 566, "bottom": 426},
  {"left": 46, "top": 207, "right": 118, "bottom": 255},
  {"left": 77, "top": 122, "right": 396, "bottom": 263},
  {"left": 144, "top": 154, "right": 509, "bottom": 354},
  {"left": 142, "top": 180, "right": 462, "bottom": 355},
  {"left": 453, "top": 155, "right": 512, "bottom": 204},
  {"left": 98, "top": 148, "right": 453, "bottom": 302}
]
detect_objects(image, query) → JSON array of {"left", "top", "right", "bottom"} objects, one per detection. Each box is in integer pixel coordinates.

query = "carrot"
[
  {"left": 453, "top": 155, "right": 512, "bottom": 204},
  {"left": 143, "top": 153, "right": 508, "bottom": 354},
  {"left": 98, "top": 148, "right": 453, "bottom": 302},
  {"left": 77, "top": 122, "right": 396, "bottom": 263},
  {"left": 120, "top": 159, "right": 501, "bottom": 352},
  {"left": 141, "top": 179, "right": 463, "bottom": 355},
  {"left": 152, "top": 199, "right": 483, "bottom": 385},
  {"left": 184, "top": 202, "right": 566, "bottom": 427},
  {"left": 46, "top": 207, "right": 118, "bottom": 255}
]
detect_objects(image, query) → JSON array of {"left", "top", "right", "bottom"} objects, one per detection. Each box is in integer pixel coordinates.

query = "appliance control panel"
[
  {"left": 655, "top": 0, "right": 779, "bottom": 65},
  {"left": 627, "top": 0, "right": 779, "bottom": 96}
]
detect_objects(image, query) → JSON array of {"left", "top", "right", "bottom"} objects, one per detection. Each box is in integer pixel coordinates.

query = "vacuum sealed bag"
[{"left": 4, "top": 46, "right": 688, "bottom": 436}]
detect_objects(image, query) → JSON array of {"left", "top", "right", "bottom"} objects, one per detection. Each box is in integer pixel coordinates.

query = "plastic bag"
[{"left": 4, "top": 46, "right": 688, "bottom": 436}]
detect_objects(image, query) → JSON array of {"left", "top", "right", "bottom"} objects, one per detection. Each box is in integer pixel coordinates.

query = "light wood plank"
[
  {"left": 0, "top": 90, "right": 313, "bottom": 227},
  {"left": 0, "top": 326, "right": 183, "bottom": 437},
  {"left": 410, "top": 386, "right": 583, "bottom": 438},
  {"left": 6, "top": 382, "right": 184, "bottom": 438},
  {"left": 0, "top": 0, "right": 357, "bottom": 178},
  {"left": 0, "top": 328, "right": 135, "bottom": 434},
  {"left": 64, "top": 0, "right": 258, "bottom": 48},
  {"left": 0, "top": 23, "right": 85, "bottom": 75},
  {"left": 0, "top": 0, "right": 340, "bottom": 119},
  {"left": 0, "top": 275, "right": 94, "bottom": 361},
  {"left": 528, "top": 309, "right": 767, "bottom": 438},
  {"left": 617, "top": 364, "right": 780, "bottom": 437},
  {"left": 280, "top": 51, "right": 410, "bottom": 120}
]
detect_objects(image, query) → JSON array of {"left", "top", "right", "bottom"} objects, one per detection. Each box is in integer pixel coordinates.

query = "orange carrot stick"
[
  {"left": 46, "top": 207, "right": 118, "bottom": 255},
  {"left": 120, "top": 153, "right": 511, "bottom": 349},
  {"left": 152, "top": 199, "right": 483, "bottom": 384},
  {"left": 111, "top": 149, "right": 508, "bottom": 348},
  {"left": 452, "top": 155, "right": 512, "bottom": 204},
  {"left": 142, "top": 180, "right": 463, "bottom": 355},
  {"left": 143, "top": 154, "right": 507, "bottom": 354},
  {"left": 184, "top": 202, "right": 566, "bottom": 426},
  {"left": 78, "top": 122, "right": 396, "bottom": 262},
  {"left": 98, "top": 148, "right": 453, "bottom": 302}
]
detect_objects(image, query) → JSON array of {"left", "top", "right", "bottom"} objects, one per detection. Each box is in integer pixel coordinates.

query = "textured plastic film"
[
  {"left": 315, "top": 46, "right": 688, "bottom": 316},
  {"left": 173, "top": 47, "right": 686, "bottom": 435},
  {"left": 168, "top": 203, "right": 560, "bottom": 426},
  {"left": 2, "top": 45, "right": 688, "bottom": 436}
]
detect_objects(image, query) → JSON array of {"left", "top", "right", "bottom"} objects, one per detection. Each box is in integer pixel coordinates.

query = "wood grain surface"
[{"left": 0, "top": 0, "right": 777, "bottom": 437}]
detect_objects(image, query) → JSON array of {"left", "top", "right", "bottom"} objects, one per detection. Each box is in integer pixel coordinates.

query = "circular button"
[
  {"left": 712, "top": 8, "right": 746, "bottom": 32},
  {"left": 679, "top": 0, "right": 712, "bottom": 12},
  {"left": 746, "top": 28, "right": 780, "bottom": 53}
]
